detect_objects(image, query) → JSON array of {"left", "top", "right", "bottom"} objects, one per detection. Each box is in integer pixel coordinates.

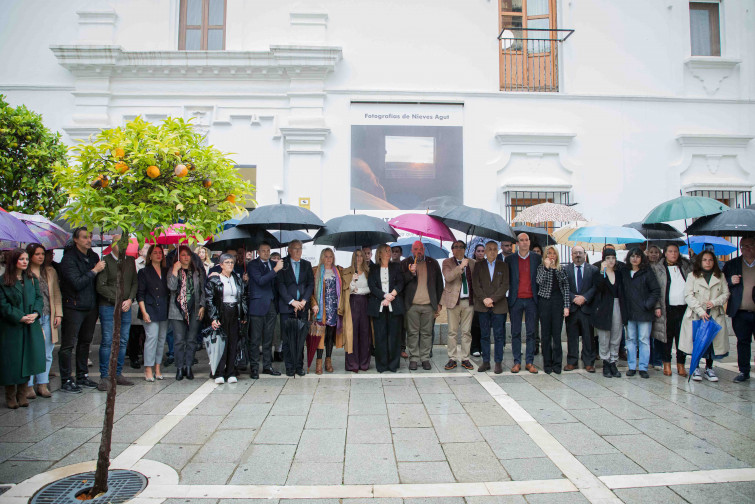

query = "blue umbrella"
[
  {"left": 568, "top": 225, "right": 645, "bottom": 244},
  {"left": 390, "top": 236, "right": 450, "bottom": 260},
  {"left": 679, "top": 235, "right": 737, "bottom": 256},
  {"left": 687, "top": 316, "right": 722, "bottom": 382}
]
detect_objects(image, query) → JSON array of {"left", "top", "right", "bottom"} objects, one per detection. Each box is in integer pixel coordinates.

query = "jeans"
[
  {"left": 626, "top": 320, "right": 651, "bottom": 371},
  {"left": 29, "top": 314, "right": 54, "bottom": 386},
  {"left": 509, "top": 297, "right": 537, "bottom": 365},
  {"left": 733, "top": 310, "right": 755, "bottom": 375},
  {"left": 59, "top": 307, "right": 99, "bottom": 381},
  {"left": 478, "top": 310, "right": 505, "bottom": 363},
  {"left": 98, "top": 305, "right": 132, "bottom": 377}
]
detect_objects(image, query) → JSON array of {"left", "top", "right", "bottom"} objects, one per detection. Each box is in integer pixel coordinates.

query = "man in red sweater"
[{"left": 505, "top": 233, "right": 542, "bottom": 373}]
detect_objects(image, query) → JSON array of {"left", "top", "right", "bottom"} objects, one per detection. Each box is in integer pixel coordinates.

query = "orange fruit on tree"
[
  {"left": 147, "top": 165, "right": 160, "bottom": 179},
  {"left": 114, "top": 148, "right": 125, "bottom": 158},
  {"left": 115, "top": 161, "right": 129, "bottom": 174},
  {"left": 203, "top": 178, "right": 212, "bottom": 188},
  {"left": 226, "top": 194, "right": 236, "bottom": 204},
  {"left": 174, "top": 164, "right": 188, "bottom": 177}
]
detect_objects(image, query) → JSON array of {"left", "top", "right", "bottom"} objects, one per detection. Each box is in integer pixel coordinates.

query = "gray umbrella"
[
  {"left": 202, "top": 326, "right": 226, "bottom": 377},
  {"left": 623, "top": 221, "right": 684, "bottom": 240},
  {"left": 685, "top": 208, "right": 755, "bottom": 237},
  {"left": 313, "top": 214, "right": 399, "bottom": 251},
  {"left": 512, "top": 225, "right": 556, "bottom": 246},
  {"left": 236, "top": 203, "right": 325, "bottom": 231},
  {"left": 208, "top": 227, "right": 281, "bottom": 251},
  {"left": 269, "top": 230, "right": 313, "bottom": 247},
  {"left": 431, "top": 205, "right": 517, "bottom": 242}
]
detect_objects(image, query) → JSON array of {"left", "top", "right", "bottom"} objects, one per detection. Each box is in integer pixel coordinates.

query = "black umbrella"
[
  {"left": 269, "top": 230, "right": 313, "bottom": 247},
  {"left": 431, "top": 205, "right": 517, "bottom": 242},
  {"left": 313, "top": 214, "right": 399, "bottom": 251},
  {"left": 623, "top": 221, "right": 684, "bottom": 241},
  {"left": 512, "top": 225, "right": 556, "bottom": 246},
  {"left": 236, "top": 203, "right": 324, "bottom": 231},
  {"left": 685, "top": 208, "right": 755, "bottom": 237},
  {"left": 207, "top": 227, "right": 281, "bottom": 251}
]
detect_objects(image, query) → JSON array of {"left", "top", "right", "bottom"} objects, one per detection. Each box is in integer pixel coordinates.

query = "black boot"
[
  {"left": 610, "top": 361, "right": 621, "bottom": 378},
  {"left": 176, "top": 367, "right": 184, "bottom": 381},
  {"left": 186, "top": 367, "right": 194, "bottom": 380},
  {"left": 603, "top": 360, "right": 612, "bottom": 378}
]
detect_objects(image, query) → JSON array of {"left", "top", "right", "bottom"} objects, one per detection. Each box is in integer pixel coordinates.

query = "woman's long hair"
[
  {"left": 626, "top": 247, "right": 649, "bottom": 270},
  {"left": 692, "top": 250, "right": 722, "bottom": 278},
  {"left": 195, "top": 246, "right": 213, "bottom": 268},
  {"left": 177, "top": 245, "right": 196, "bottom": 272},
  {"left": 351, "top": 249, "right": 369, "bottom": 275},
  {"left": 25, "top": 243, "right": 47, "bottom": 282},
  {"left": 3, "top": 248, "right": 29, "bottom": 287},
  {"left": 543, "top": 245, "right": 561, "bottom": 269},
  {"left": 147, "top": 244, "right": 165, "bottom": 268},
  {"left": 316, "top": 248, "right": 336, "bottom": 270},
  {"left": 375, "top": 244, "right": 391, "bottom": 265}
]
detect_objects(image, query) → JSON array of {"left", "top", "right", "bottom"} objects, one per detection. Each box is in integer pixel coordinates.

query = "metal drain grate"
[{"left": 29, "top": 470, "right": 147, "bottom": 504}]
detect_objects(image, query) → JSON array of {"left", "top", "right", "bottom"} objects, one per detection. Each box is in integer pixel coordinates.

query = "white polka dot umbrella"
[{"left": 511, "top": 203, "right": 586, "bottom": 224}]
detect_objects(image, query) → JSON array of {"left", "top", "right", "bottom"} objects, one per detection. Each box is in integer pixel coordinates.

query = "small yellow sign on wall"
[{"left": 299, "top": 197, "right": 310, "bottom": 209}]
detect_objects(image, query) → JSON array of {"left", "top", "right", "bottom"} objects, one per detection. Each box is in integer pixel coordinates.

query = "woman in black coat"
[
  {"left": 205, "top": 253, "right": 247, "bottom": 383},
  {"left": 368, "top": 244, "right": 405, "bottom": 373},
  {"left": 620, "top": 247, "right": 661, "bottom": 378},
  {"left": 137, "top": 245, "right": 170, "bottom": 382},
  {"left": 592, "top": 248, "right": 627, "bottom": 378}
]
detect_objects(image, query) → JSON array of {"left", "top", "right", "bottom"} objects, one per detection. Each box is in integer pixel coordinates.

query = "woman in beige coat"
[
  {"left": 25, "top": 244, "right": 62, "bottom": 398},
  {"left": 679, "top": 250, "right": 730, "bottom": 382}
]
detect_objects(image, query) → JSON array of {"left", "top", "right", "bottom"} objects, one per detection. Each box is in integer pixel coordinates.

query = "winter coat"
[
  {"left": 167, "top": 266, "right": 206, "bottom": 322},
  {"left": 591, "top": 271, "right": 627, "bottom": 330},
  {"left": 650, "top": 258, "right": 692, "bottom": 343},
  {"left": 679, "top": 273, "right": 730, "bottom": 357},
  {"left": 205, "top": 272, "right": 247, "bottom": 324},
  {"left": 0, "top": 275, "right": 45, "bottom": 385},
  {"left": 34, "top": 266, "right": 63, "bottom": 343},
  {"left": 620, "top": 266, "right": 661, "bottom": 322},
  {"left": 96, "top": 254, "right": 138, "bottom": 305},
  {"left": 60, "top": 246, "right": 100, "bottom": 311}
]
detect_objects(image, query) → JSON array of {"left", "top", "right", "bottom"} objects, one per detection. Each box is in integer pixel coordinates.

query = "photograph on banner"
[{"left": 350, "top": 103, "right": 463, "bottom": 211}]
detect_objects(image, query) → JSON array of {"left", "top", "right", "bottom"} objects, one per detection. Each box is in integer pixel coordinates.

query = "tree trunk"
[{"left": 90, "top": 238, "right": 127, "bottom": 496}]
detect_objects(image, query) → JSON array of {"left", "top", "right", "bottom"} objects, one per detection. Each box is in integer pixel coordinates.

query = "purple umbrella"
[
  {"left": 0, "top": 209, "right": 41, "bottom": 247},
  {"left": 8, "top": 212, "right": 69, "bottom": 249}
]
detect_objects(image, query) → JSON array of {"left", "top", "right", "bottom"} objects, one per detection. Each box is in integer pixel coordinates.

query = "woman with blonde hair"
[
  {"left": 341, "top": 249, "right": 371, "bottom": 372},
  {"left": 194, "top": 246, "right": 213, "bottom": 274},
  {"left": 309, "top": 248, "right": 343, "bottom": 374},
  {"left": 536, "top": 245, "right": 570, "bottom": 374},
  {"left": 368, "top": 244, "right": 404, "bottom": 372}
]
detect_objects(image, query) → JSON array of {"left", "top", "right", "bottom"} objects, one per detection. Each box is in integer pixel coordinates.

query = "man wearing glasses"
[
  {"left": 441, "top": 240, "right": 475, "bottom": 370},
  {"left": 276, "top": 240, "right": 314, "bottom": 376},
  {"left": 724, "top": 237, "right": 755, "bottom": 383}
]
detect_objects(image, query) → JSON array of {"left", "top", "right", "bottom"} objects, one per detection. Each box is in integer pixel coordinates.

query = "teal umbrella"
[{"left": 643, "top": 196, "right": 729, "bottom": 224}]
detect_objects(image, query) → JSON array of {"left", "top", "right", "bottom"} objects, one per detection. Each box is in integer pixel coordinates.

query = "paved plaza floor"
[{"left": 1, "top": 338, "right": 755, "bottom": 504}]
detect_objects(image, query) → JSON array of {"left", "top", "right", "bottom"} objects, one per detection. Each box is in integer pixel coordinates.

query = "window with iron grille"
[
  {"left": 686, "top": 189, "right": 751, "bottom": 209},
  {"left": 179, "top": 0, "right": 226, "bottom": 50}
]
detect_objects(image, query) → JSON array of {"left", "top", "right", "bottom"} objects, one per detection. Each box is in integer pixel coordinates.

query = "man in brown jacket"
[
  {"left": 472, "top": 241, "right": 509, "bottom": 374},
  {"left": 441, "top": 240, "right": 475, "bottom": 370},
  {"left": 402, "top": 241, "right": 444, "bottom": 370}
]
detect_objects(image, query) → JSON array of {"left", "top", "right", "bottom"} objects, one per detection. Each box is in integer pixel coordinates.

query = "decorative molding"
[
  {"left": 676, "top": 134, "right": 753, "bottom": 149},
  {"left": 76, "top": 9, "right": 118, "bottom": 25},
  {"left": 500, "top": 182, "right": 572, "bottom": 193},
  {"left": 49, "top": 44, "right": 343, "bottom": 79},
  {"left": 495, "top": 132, "right": 576, "bottom": 147},
  {"left": 62, "top": 125, "right": 104, "bottom": 141},
  {"left": 682, "top": 181, "right": 753, "bottom": 192},
  {"left": 290, "top": 12, "right": 329, "bottom": 27},
  {"left": 280, "top": 126, "right": 330, "bottom": 155},
  {"left": 684, "top": 57, "right": 740, "bottom": 95}
]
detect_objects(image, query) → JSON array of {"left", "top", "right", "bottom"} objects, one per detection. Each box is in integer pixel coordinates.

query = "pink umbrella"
[
  {"left": 147, "top": 223, "right": 209, "bottom": 245},
  {"left": 388, "top": 213, "right": 456, "bottom": 243}
]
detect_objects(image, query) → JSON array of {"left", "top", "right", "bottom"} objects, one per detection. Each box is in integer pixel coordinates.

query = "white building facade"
[{"left": 1, "top": 0, "right": 753, "bottom": 232}]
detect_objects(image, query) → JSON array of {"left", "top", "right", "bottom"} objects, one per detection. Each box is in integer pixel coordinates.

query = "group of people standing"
[{"left": 2, "top": 226, "right": 754, "bottom": 408}]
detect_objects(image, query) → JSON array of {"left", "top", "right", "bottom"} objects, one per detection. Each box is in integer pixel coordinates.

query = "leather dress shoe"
[
  {"left": 250, "top": 369, "right": 260, "bottom": 380},
  {"left": 176, "top": 368, "right": 184, "bottom": 381},
  {"left": 563, "top": 364, "right": 576, "bottom": 371},
  {"left": 477, "top": 362, "right": 491, "bottom": 372},
  {"left": 295, "top": 369, "right": 306, "bottom": 376},
  {"left": 186, "top": 367, "right": 194, "bottom": 380},
  {"left": 734, "top": 372, "right": 750, "bottom": 383},
  {"left": 495, "top": 362, "right": 504, "bottom": 374},
  {"left": 525, "top": 363, "right": 538, "bottom": 374},
  {"left": 286, "top": 370, "right": 295, "bottom": 377},
  {"left": 511, "top": 363, "right": 521, "bottom": 373},
  {"left": 421, "top": 361, "right": 432, "bottom": 370},
  {"left": 585, "top": 366, "right": 595, "bottom": 373},
  {"left": 263, "top": 367, "right": 281, "bottom": 376},
  {"left": 116, "top": 375, "right": 133, "bottom": 386},
  {"left": 626, "top": 369, "right": 637, "bottom": 377},
  {"left": 409, "top": 361, "right": 418, "bottom": 371}
]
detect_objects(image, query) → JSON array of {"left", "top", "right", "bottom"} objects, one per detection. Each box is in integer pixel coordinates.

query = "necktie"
[
  {"left": 576, "top": 265, "right": 582, "bottom": 293},
  {"left": 293, "top": 261, "right": 300, "bottom": 299},
  {"left": 263, "top": 261, "right": 270, "bottom": 273},
  {"left": 459, "top": 261, "right": 468, "bottom": 295}
]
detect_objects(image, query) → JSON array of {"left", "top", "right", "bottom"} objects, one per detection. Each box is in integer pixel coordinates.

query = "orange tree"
[{"left": 55, "top": 116, "right": 253, "bottom": 497}]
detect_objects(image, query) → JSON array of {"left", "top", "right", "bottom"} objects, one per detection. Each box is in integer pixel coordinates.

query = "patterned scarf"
[
  {"left": 314, "top": 264, "right": 341, "bottom": 325},
  {"left": 177, "top": 268, "right": 190, "bottom": 324}
]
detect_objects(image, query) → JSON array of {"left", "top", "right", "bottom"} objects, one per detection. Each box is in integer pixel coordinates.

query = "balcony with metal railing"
[{"left": 498, "top": 27, "right": 574, "bottom": 92}]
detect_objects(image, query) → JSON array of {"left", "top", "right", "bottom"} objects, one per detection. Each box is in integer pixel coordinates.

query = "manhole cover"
[{"left": 29, "top": 470, "right": 147, "bottom": 504}]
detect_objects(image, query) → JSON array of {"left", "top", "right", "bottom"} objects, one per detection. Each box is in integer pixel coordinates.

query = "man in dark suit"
[
  {"left": 402, "top": 241, "right": 444, "bottom": 370},
  {"left": 472, "top": 241, "right": 509, "bottom": 374},
  {"left": 564, "top": 246, "right": 598, "bottom": 372},
  {"left": 247, "top": 241, "right": 284, "bottom": 378},
  {"left": 505, "top": 233, "right": 542, "bottom": 373},
  {"left": 276, "top": 240, "right": 315, "bottom": 376},
  {"left": 723, "top": 237, "right": 755, "bottom": 383}
]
